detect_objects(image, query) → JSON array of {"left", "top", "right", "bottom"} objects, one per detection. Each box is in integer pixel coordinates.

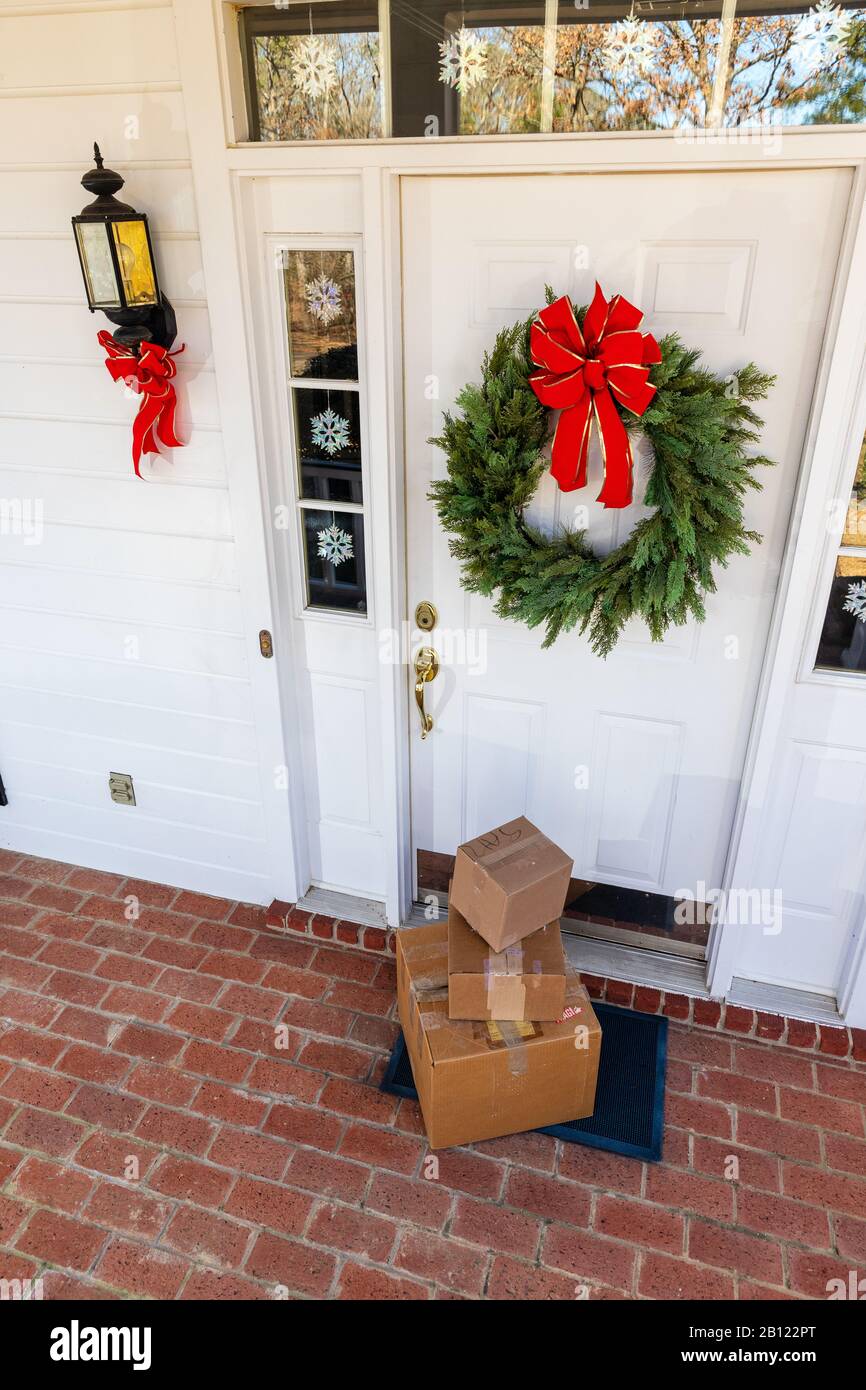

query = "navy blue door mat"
[{"left": 380, "top": 1002, "right": 667, "bottom": 1162}]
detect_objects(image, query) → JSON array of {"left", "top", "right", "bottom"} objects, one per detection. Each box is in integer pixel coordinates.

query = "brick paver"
[{"left": 0, "top": 851, "right": 864, "bottom": 1300}]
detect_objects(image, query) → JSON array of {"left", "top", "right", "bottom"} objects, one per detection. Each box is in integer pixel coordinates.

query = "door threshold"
[
  {"left": 406, "top": 901, "right": 708, "bottom": 991},
  {"left": 401, "top": 903, "right": 843, "bottom": 1025},
  {"left": 563, "top": 918, "right": 706, "bottom": 962},
  {"left": 417, "top": 876, "right": 708, "bottom": 960},
  {"left": 407, "top": 900, "right": 704, "bottom": 960},
  {"left": 405, "top": 900, "right": 447, "bottom": 926},
  {"left": 562, "top": 935, "right": 844, "bottom": 1025},
  {"left": 563, "top": 934, "right": 709, "bottom": 997},
  {"left": 727, "top": 975, "right": 842, "bottom": 1026},
  {"left": 296, "top": 886, "right": 388, "bottom": 930}
]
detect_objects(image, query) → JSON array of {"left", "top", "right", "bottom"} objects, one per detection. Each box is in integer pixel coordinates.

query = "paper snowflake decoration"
[
  {"left": 310, "top": 407, "right": 350, "bottom": 456},
  {"left": 794, "top": 2, "right": 852, "bottom": 72},
  {"left": 843, "top": 579, "right": 866, "bottom": 624},
  {"left": 317, "top": 523, "right": 354, "bottom": 567},
  {"left": 290, "top": 34, "right": 338, "bottom": 99},
  {"left": 438, "top": 27, "right": 488, "bottom": 94},
  {"left": 304, "top": 274, "right": 342, "bottom": 325},
  {"left": 602, "top": 14, "right": 658, "bottom": 78}
]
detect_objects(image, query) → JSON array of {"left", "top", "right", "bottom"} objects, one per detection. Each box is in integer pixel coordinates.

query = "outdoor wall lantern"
[
  {"left": 72, "top": 143, "right": 175, "bottom": 349},
  {"left": 72, "top": 144, "right": 184, "bottom": 475}
]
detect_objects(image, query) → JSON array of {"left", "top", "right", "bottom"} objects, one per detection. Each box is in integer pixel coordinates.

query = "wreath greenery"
[{"left": 429, "top": 292, "right": 775, "bottom": 657}]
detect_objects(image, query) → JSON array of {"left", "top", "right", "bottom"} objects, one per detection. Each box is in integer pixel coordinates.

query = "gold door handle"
[{"left": 414, "top": 646, "right": 440, "bottom": 739}]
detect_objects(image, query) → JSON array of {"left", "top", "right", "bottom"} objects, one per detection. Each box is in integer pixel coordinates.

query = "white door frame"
[
  {"left": 175, "top": 0, "right": 866, "bottom": 1013},
  {"left": 707, "top": 165, "right": 866, "bottom": 1006}
]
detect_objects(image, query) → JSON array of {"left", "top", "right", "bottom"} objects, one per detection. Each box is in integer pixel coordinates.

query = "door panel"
[{"left": 404, "top": 170, "right": 851, "bottom": 928}]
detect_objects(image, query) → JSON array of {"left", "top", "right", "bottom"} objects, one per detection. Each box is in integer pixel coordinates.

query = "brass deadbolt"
[{"left": 414, "top": 600, "right": 438, "bottom": 632}]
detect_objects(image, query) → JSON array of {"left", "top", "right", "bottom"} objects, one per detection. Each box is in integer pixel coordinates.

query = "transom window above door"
[{"left": 238, "top": 0, "right": 866, "bottom": 140}]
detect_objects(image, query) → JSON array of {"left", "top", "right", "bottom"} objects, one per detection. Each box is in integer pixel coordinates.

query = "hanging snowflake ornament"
[
  {"left": 304, "top": 274, "right": 342, "bottom": 325},
  {"left": 290, "top": 34, "right": 338, "bottom": 99},
  {"left": 794, "top": 1, "right": 852, "bottom": 73},
  {"left": 310, "top": 407, "right": 351, "bottom": 456},
  {"left": 438, "top": 26, "right": 488, "bottom": 94},
  {"left": 602, "top": 13, "right": 659, "bottom": 78},
  {"left": 843, "top": 579, "right": 866, "bottom": 624},
  {"left": 317, "top": 523, "right": 354, "bottom": 567}
]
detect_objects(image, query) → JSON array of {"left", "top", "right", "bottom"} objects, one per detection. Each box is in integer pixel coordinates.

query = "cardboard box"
[
  {"left": 396, "top": 921, "right": 601, "bottom": 1149},
  {"left": 450, "top": 817, "right": 573, "bottom": 952},
  {"left": 447, "top": 903, "right": 566, "bottom": 1021}
]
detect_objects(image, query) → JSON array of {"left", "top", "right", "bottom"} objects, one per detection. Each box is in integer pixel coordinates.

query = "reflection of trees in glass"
[
  {"left": 456, "top": 13, "right": 866, "bottom": 132},
  {"left": 459, "top": 21, "right": 720, "bottom": 132},
  {"left": 248, "top": 8, "right": 865, "bottom": 135},
  {"left": 459, "top": 27, "right": 544, "bottom": 132},
  {"left": 853, "top": 432, "right": 866, "bottom": 501},
  {"left": 285, "top": 251, "right": 358, "bottom": 380},
  {"left": 725, "top": 13, "right": 866, "bottom": 125},
  {"left": 254, "top": 33, "right": 382, "bottom": 140},
  {"left": 840, "top": 431, "right": 866, "bottom": 546}
]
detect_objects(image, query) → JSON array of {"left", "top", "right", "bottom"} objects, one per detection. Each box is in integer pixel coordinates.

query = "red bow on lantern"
[
  {"left": 528, "top": 284, "right": 661, "bottom": 509},
  {"left": 97, "top": 330, "right": 185, "bottom": 477}
]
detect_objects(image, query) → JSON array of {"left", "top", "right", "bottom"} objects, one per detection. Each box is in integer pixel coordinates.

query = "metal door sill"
[
  {"left": 562, "top": 917, "right": 706, "bottom": 961},
  {"left": 561, "top": 936, "right": 843, "bottom": 1024},
  {"left": 562, "top": 934, "right": 709, "bottom": 995},
  {"left": 297, "top": 886, "right": 388, "bottom": 929},
  {"left": 402, "top": 904, "right": 843, "bottom": 1025},
  {"left": 727, "top": 976, "right": 842, "bottom": 1025},
  {"left": 405, "top": 900, "right": 447, "bottom": 926}
]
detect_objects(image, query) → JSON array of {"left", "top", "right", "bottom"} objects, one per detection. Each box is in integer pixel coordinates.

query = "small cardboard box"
[
  {"left": 450, "top": 817, "right": 573, "bottom": 952},
  {"left": 448, "top": 903, "right": 566, "bottom": 1022},
  {"left": 396, "top": 921, "right": 601, "bottom": 1150}
]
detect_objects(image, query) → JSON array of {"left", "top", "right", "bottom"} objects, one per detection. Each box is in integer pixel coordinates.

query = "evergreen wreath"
[{"left": 429, "top": 289, "right": 775, "bottom": 657}]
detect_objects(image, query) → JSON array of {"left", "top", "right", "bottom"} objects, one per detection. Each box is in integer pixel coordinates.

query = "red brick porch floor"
[{"left": 1, "top": 852, "right": 865, "bottom": 1301}]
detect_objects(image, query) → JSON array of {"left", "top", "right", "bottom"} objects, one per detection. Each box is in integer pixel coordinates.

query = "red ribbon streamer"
[
  {"left": 97, "top": 330, "right": 184, "bottom": 477},
  {"left": 528, "top": 284, "right": 661, "bottom": 509}
]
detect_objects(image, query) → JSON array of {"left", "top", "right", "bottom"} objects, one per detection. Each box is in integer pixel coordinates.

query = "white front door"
[{"left": 404, "top": 170, "right": 850, "bottom": 933}]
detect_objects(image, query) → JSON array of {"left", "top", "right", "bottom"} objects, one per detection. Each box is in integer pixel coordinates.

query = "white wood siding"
[{"left": 0, "top": 0, "right": 287, "bottom": 903}]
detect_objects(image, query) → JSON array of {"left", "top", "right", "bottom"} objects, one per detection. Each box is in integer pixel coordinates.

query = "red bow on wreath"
[
  {"left": 528, "top": 284, "right": 661, "bottom": 509},
  {"left": 97, "top": 330, "right": 184, "bottom": 477}
]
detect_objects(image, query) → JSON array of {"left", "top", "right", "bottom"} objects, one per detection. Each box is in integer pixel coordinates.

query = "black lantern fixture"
[{"left": 72, "top": 143, "right": 176, "bottom": 352}]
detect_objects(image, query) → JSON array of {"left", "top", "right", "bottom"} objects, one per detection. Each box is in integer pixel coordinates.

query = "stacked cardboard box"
[{"left": 396, "top": 817, "right": 602, "bottom": 1149}]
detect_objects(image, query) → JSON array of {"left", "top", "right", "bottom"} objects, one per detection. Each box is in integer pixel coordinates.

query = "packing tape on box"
[
  {"left": 412, "top": 972, "right": 447, "bottom": 991},
  {"left": 415, "top": 986, "right": 449, "bottom": 1010},
  {"left": 483, "top": 945, "right": 524, "bottom": 976},
  {"left": 399, "top": 938, "right": 448, "bottom": 993},
  {"left": 486, "top": 973, "right": 526, "bottom": 1018},
  {"left": 484, "top": 945, "right": 526, "bottom": 1018},
  {"left": 488, "top": 1020, "right": 532, "bottom": 1074},
  {"left": 400, "top": 939, "right": 445, "bottom": 959},
  {"left": 415, "top": 988, "right": 482, "bottom": 1058},
  {"left": 413, "top": 983, "right": 547, "bottom": 1067}
]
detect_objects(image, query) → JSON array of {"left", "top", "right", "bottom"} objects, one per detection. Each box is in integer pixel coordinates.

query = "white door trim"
[
  {"left": 224, "top": 129, "right": 866, "bottom": 173},
  {"left": 798, "top": 347, "right": 866, "bottom": 693},
  {"left": 707, "top": 166, "right": 866, "bottom": 1014},
  {"left": 360, "top": 167, "right": 413, "bottom": 926}
]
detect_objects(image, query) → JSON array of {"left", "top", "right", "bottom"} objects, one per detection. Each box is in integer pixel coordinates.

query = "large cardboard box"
[
  {"left": 396, "top": 921, "right": 601, "bottom": 1149},
  {"left": 447, "top": 903, "right": 566, "bottom": 1022},
  {"left": 450, "top": 817, "right": 573, "bottom": 952}
]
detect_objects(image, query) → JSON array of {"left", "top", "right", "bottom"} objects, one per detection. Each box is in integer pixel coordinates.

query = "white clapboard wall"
[{"left": 0, "top": 0, "right": 276, "bottom": 903}]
